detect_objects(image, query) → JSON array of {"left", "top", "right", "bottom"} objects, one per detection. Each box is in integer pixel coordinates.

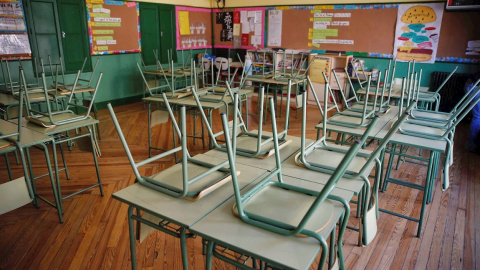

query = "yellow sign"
[{"left": 178, "top": 11, "right": 190, "bottom": 35}]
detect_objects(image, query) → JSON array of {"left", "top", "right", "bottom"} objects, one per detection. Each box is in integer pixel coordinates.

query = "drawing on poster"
[{"left": 393, "top": 3, "right": 444, "bottom": 64}]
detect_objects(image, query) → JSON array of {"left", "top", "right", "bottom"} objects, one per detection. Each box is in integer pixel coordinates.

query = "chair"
[
  {"left": 206, "top": 97, "right": 369, "bottom": 270},
  {"left": 396, "top": 78, "right": 480, "bottom": 190},
  {"left": 109, "top": 92, "right": 236, "bottom": 201},
  {"left": 296, "top": 81, "right": 415, "bottom": 245},
  {"left": 272, "top": 51, "right": 313, "bottom": 82},
  {"left": 308, "top": 74, "right": 379, "bottom": 129},
  {"left": 335, "top": 67, "right": 393, "bottom": 114},
  {"left": 193, "top": 81, "right": 293, "bottom": 159},
  {"left": 23, "top": 70, "right": 103, "bottom": 127}
]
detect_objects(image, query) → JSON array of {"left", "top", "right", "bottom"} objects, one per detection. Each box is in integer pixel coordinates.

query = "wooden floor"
[{"left": 0, "top": 98, "right": 479, "bottom": 270}]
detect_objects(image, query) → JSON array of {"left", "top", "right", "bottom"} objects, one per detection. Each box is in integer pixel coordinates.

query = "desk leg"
[
  {"left": 205, "top": 241, "right": 214, "bottom": 270},
  {"left": 417, "top": 151, "right": 435, "bottom": 237},
  {"left": 52, "top": 142, "right": 64, "bottom": 215},
  {"left": 127, "top": 206, "right": 137, "bottom": 270},
  {"left": 88, "top": 126, "right": 103, "bottom": 196},
  {"left": 208, "top": 109, "right": 213, "bottom": 149},
  {"left": 25, "top": 148, "right": 38, "bottom": 207},
  {"left": 39, "top": 143, "right": 64, "bottom": 223},
  {"left": 180, "top": 228, "right": 189, "bottom": 270}
]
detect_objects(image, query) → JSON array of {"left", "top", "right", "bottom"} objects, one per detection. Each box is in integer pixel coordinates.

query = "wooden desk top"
[
  {"left": 0, "top": 119, "right": 52, "bottom": 148},
  {"left": 15, "top": 116, "right": 99, "bottom": 136},
  {"left": 112, "top": 154, "right": 267, "bottom": 228},
  {"left": 190, "top": 175, "right": 353, "bottom": 270}
]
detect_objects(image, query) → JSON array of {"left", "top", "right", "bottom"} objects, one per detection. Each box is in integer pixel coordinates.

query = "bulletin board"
[
  {"left": 266, "top": 5, "right": 398, "bottom": 55},
  {"left": 176, "top": 6, "right": 212, "bottom": 50},
  {"left": 0, "top": 0, "right": 31, "bottom": 59},
  {"left": 266, "top": 5, "right": 480, "bottom": 63},
  {"left": 213, "top": 7, "right": 265, "bottom": 50},
  {"left": 86, "top": 0, "right": 140, "bottom": 55}
]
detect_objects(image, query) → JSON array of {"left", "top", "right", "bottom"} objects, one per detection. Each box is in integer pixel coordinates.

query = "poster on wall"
[
  {"left": 393, "top": 3, "right": 444, "bottom": 64},
  {"left": 0, "top": 0, "right": 31, "bottom": 58}
]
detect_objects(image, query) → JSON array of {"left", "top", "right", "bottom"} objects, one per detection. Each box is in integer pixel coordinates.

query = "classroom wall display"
[
  {"left": 86, "top": 0, "right": 140, "bottom": 55},
  {"left": 213, "top": 7, "right": 264, "bottom": 49},
  {"left": 393, "top": 3, "right": 444, "bottom": 64},
  {"left": 266, "top": 5, "right": 398, "bottom": 55},
  {"left": 175, "top": 6, "right": 212, "bottom": 50},
  {"left": 265, "top": 4, "right": 480, "bottom": 64},
  {"left": 0, "top": 0, "right": 31, "bottom": 59}
]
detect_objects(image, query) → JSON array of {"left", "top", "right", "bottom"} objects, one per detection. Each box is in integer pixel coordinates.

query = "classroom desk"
[
  {"left": 143, "top": 89, "right": 251, "bottom": 149},
  {"left": 16, "top": 117, "right": 102, "bottom": 216},
  {"left": 190, "top": 175, "right": 354, "bottom": 270},
  {"left": 0, "top": 119, "right": 63, "bottom": 222},
  {"left": 112, "top": 154, "right": 268, "bottom": 270},
  {"left": 315, "top": 106, "right": 447, "bottom": 237}
]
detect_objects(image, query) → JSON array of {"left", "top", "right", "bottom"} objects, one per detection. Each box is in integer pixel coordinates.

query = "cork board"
[
  {"left": 268, "top": 7, "right": 397, "bottom": 54},
  {"left": 213, "top": 7, "right": 265, "bottom": 49},
  {"left": 267, "top": 5, "right": 480, "bottom": 62},
  {"left": 86, "top": 0, "right": 140, "bottom": 55},
  {"left": 175, "top": 6, "right": 212, "bottom": 50},
  {"left": 436, "top": 10, "right": 480, "bottom": 60}
]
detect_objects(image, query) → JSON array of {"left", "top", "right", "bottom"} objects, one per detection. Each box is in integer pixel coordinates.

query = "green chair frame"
[
  {"left": 192, "top": 81, "right": 292, "bottom": 159},
  {"left": 208, "top": 97, "right": 371, "bottom": 270},
  {"left": 397, "top": 77, "right": 480, "bottom": 190},
  {"left": 109, "top": 92, "right": 233, "bottom": 200},
  {"left": 308, "top": 74, "right": 378, "bottom": 129},
  {"left": 23, "top": 69, "right": 102, "bottom": 127}
]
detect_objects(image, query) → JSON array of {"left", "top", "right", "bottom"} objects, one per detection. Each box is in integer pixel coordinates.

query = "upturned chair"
[
  {"left": 109, "top": 92, "right": 236, "bottom": 201},
  {"left": 205, "top": 96, "right": 370, "bottom": 270},
  {"left": 296, "top": 80, "right": 415, "bottom": 245}
]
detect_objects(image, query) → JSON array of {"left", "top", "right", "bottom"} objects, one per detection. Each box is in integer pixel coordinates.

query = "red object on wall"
[
  {"left": 241, "top": 34, "right": 249, "bottom": 45},
  {"left": 233, "top": 11, "right": 240, "bottom": 24}
]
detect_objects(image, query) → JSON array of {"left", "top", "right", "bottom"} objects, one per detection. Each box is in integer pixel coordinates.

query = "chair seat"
[
  {"left": 282, "top": 154, "right": 366, "bottom": 195},
  {"left": 0, "top": 177, "right": 32, "bottom": 215},
  {"left": 303, "top": 145, "right": 372, "bottom": 176},
  {"left": 235, "top": 184, "right": 341, "bottom": 235},
  {"left": 412, "top": 110, "right": 451, "bottom": 120},
  {"left": 329, "top": 114, "right": 371, "bottom": 126},
  {"left": 26, "top": 111, "right": 86, "bottom": 127},
  {"left": 149, "top": 160, "right": 232, "bottom": 201},
  {"left": 349, "top": 103, "right": 375, "bottom": 111},
  {"left": 232, "top": 133, "right": 291, "bottom": 158},
  {"left": 400, "top": 122, "right": 446, "bottom": 136}
]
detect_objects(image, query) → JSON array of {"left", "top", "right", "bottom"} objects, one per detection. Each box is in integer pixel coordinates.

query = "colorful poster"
[{"left": 393, "top": 3, "right": 444, "bottom": 64}]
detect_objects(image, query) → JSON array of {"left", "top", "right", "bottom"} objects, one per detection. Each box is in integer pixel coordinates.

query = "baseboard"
[{"left": 95, "top": 94, "right": 144, "bottom": 110}]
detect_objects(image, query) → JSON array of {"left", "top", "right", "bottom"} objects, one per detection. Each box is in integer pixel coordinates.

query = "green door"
[
  {"left": 158, "top": 7, "right": 175, "bottom": 64},
  {"left": 139, "top": 3, "right": 160, "bottom": 66},
  {"left": 24, "top": 0, "right": 63, "bottom": 71},
  {"left": 58, "top": 0, "right": 92, "bottom": 73}
]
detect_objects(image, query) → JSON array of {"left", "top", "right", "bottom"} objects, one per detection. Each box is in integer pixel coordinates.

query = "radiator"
[{"left": 429, "top": 71, "right": 472, "bottom": 113}]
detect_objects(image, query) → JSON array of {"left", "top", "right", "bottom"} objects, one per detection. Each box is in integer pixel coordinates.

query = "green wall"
[{"left": 358, "top": 57, "right": 480, "bottom": 87}]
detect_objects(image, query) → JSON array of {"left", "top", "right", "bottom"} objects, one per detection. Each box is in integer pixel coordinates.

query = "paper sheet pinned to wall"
[
  {"left": 178, "top": 11, "right": 190, "bottom": 35},
  {"left": 267, "top": 10, "right": 282, "bottom": 47}
]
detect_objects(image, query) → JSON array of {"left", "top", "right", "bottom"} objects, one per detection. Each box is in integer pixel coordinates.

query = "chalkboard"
[
  {"left": 0, "top": 0, "right": 31, "bottom": 59},
  {"left": 175, "top": 6, "right": 212, "bottom": 50},
  {"left": 86, "top": 0, "right": 140, "bottom": 55}
]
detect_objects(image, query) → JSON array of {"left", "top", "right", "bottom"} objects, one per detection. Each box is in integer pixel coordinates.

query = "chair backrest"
[
  {"left": 351, "top": 58, "right": 369, "bottom": 89},
  {"left": 220, "top": 96, "right": 366, "bottom": 238},
  {"left": 136, "top": 62, "right": 171, "bottom": 97},
  {"left": 214, "top": 57, "right": 229, "bottom": 71},
  {"left": 433, "top": 66, "right": 458, "bottom": 95}
]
